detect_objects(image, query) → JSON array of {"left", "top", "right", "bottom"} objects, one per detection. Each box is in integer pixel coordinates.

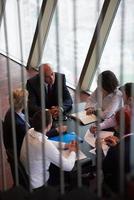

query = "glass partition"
[
  {"left": 0, "top": 0, "right": 42, "bottom": 65},
  {"left": 42, "top": 0, "right": 104, "bottom": 87},
  {"left": 90, "top": 0, "right": 134, "bottom": 92}
]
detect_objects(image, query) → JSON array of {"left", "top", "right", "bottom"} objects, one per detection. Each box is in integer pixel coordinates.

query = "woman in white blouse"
[
  {"left": 20, "top": 109, "right": 77, "bottom": 189},
  {"left": 85, "top": 70, "right": 123, "bottom": 130}
]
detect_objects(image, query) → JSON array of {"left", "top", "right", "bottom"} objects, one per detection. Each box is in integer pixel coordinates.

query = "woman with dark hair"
[
  {"left": 85, "top": 70, "right": 123, "bottom": 120},
  {"left": 86, "top": 70, "right": 123, "bottom": 132},
  {"left": 115, "top": 108, "right": 131, "bottom": 135},
  {"left": 20, "top": 109, "right": 78, "bottom": 189},
  {"left": 98, "top": 70, "right": 119, "bottom": 94},
  {"left": 120, "top": 82, "right": 134, "bottom": 103},
  {"left": 90, "top": 82, "right": 134, "bottom": 135}
]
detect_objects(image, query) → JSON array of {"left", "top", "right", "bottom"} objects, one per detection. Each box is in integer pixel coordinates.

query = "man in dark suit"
[{"left": 26, "top": 63, "right": 73, "bottom": 118}]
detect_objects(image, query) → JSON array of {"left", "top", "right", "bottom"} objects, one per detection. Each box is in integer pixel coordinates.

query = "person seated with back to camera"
[
  {"left": 85, "top": 70, "right": 123, "bottom": 133},
  {"left": 98, "top": 108, "right": 133, "bottom": 193},
  {"left": 20, "top": 109, "right": 78, "bottom": 190},
  {"left": 26, "top": 63, "right": 73, "bottom": 120}
]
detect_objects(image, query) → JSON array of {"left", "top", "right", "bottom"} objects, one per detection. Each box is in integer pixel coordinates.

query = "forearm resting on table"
[
  {"left": 99, "top": 115, "right": 116, "bottom": 130},
  {"left": 51, "top": 140, "right": 66, "bottom": 149}
]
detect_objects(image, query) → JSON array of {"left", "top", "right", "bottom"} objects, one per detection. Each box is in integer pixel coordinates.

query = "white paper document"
[
  {"left": 84, "top": 129, "right": 114, "bottom": 156},
  {"left": 70, "top": 111, "right": 97, "bottom": 125}
]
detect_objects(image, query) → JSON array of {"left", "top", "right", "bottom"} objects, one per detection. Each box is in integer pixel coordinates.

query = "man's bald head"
[{"left": 39, "top": 63, "right": 55, "bottom": 85}]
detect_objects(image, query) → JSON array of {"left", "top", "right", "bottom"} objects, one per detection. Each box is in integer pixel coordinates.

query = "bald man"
[{"left": 26, "top": 63, "right": 73, "bottom": 118}]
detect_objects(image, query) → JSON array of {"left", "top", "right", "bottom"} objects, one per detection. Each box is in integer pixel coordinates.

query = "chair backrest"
[
  {"left": 6, "top": 150, "right": 30, "bottom": 191},
  {"left": 18, "top": 159, "right": 30, "bottom": 190},
  {"left": 48, "top": 158, "right": 92, "bottom": 189},
  {"left": 2, "top": 118, "right": 30, "bottom": 191}
]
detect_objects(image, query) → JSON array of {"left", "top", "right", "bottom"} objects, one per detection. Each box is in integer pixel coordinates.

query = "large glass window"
[
  {"left": 0, "top": 0, "right": 42, "bottom": 65},
  {"left": 42, "top": 0, "right": 104, "bottom": 87},
  {"left": 90, "top": 0, "right": 134, "bottom": 92}
]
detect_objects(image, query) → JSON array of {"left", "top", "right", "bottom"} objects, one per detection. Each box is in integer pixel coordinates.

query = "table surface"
[
  {"left": 53, "top": 102, "right": 96, "bottom": 164},
  {"left": 48, "top": 103, "right": 96, "bottom": 186}
]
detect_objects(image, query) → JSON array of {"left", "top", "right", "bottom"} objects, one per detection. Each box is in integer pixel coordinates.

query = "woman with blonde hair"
[{"left": 3, "top": 88, "right": 30, "bottom": 157}]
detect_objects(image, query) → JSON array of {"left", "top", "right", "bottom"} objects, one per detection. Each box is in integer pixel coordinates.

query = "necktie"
[
  {"left": 48, "top": 85, "right": 52, "bottom": 96},
  {"left": 45, "top": 85, "right": 52, "bottom": 107}
]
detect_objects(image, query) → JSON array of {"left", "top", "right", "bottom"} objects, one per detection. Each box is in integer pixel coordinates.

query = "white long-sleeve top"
[
  {"left": 85, "top": 88, "right": 123, "bottom": 120},
  {"left": 99, "top": 114, "right": 116, "bottom": 130},
  {"left": 20, "top": 128, "right": 76, "bottom": 189}
]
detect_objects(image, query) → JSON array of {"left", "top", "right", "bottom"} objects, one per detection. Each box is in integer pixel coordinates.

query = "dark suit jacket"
[
  {"left": 26, "top": 73, "right": 73, "bottom": 117},
  {"left": 103, "top": 135, "right": 133, "bottom": 192},
  {"left": 3, "top": 109, "right": 29, "bottom": 158}
]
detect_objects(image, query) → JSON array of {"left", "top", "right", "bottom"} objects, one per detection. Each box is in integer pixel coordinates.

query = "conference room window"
[
  {"left": 42, "top": 0, "right": 104, "bottom": 88},
  {"left": 90, "top": 0, "right": 134, "bottom": 92},
  {"left": 0, "top": 0, "right": 42, "bottom": 65}
]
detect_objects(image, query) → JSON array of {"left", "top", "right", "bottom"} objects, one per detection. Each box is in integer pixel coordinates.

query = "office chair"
[
  {"left": 0, "top": 185, "right": 29, "bottom": 200},
  {"left": 48, "top": 158, "right": 92, "bottom": 190},
  {"left": 6, "top": 150, "right": 30, "bottom": 191},
  {"left": 2, "top": 118, "right": 30, "bottom": 191},
  {"left": 60, "top": 186, "right": 99, "bottom": 200},
  {"left": 69, "top": 158, "right": 93, "bottom": 187}
]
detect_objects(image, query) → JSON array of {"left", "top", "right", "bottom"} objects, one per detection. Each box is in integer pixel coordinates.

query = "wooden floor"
[{"left": 0, "top": 54, "right": 89, "bottom": 191}]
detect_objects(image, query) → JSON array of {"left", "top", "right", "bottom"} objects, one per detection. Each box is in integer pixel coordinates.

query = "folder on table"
[
  {"left": 84, "top": 129, "right": 114, "bottom": 156},
  {"left": 70, "top": 110, "right": 97, "bottom": 125},
  {"left": 49, "top": 131, "right": 83, "bottom": 143}
]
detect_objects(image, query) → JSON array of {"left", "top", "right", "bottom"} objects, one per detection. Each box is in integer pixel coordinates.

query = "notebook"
[
  {"left": 49, "top": 131, "right": 83, "bottom": 143},
  {"left": 70, "top": 110, "right": 97, "bottom": 125},
  {"left": 84, "top": 129, "right": 114, "bottom": 156}
]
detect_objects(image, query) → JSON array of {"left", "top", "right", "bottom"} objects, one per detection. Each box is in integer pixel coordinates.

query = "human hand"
[
  {"left": 104, "top": 136, "right": 119, "bottom": 147},
  {"left": 56, "top": 125, "right": 67, "bottom": 133},
  {"left": 86, "top": 107, "right": 95, "bottom": 115},
  {"left": 64, "top": 143, "right": 69, "bottom": 149},
  {"left": 90, "top": 125, "right": 97, "bottom": 134},
  {"left": 50, "top": 106, "right": 60, "bottom": 118},
  {"left": 68, "top": 141, "right": 78, "bottom": 153}
]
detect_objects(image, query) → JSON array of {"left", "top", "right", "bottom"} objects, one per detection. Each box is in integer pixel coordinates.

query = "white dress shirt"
[
  {"left": 85, "top": 88, "right": 123, "bottom": 119},
  {"left": 20, "top": 128, "right": 76, "bottom": 189}
]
